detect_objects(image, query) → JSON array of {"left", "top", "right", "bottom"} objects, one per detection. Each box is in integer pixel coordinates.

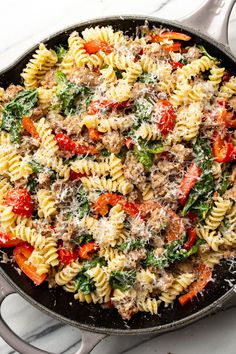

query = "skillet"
[{"left": 0, "top": 1, "right": 236, "bottom": 353}]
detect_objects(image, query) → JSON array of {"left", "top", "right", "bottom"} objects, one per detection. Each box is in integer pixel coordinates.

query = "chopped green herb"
[
  {"left": 181, "top": 58, "right": 188, "bottom": 65},
  {"left": 82, "top": 257, "right": 107, "bottom": 272},
  {"left": 75, "top": 187, "right": 90, "bottom": 219},
  {"left": 138, "top": 139, "right": 164, "bottom": 154},
  {"left": 100, "top": 149, "right": 111, "bottom": 157},
  {"left": 133, "top": 98, "right": 152, "bottom": 124},
  {"left": 218, "top": 171, "right": 231, "bottom": 195},
  {"left": 74, "top": 234, "right": 93, "bottom": 246},
  {"left": 109, "top": 270, "right": 136, "bottom": 291},
  {"left": 115, "top": 69, "right": 123, "bottom": 79},
  {"left": 55, "top": 46, "right": 68, "bottom": 61},
  {"left": 133, "top": 149, "right": 154, "bottom": 171},
  {"left": 74, "top": 273, "right": 95, "bottom": 294},
  {"left": 118, "top": 239, "right": 146, "bottom": 252},
  {"left": 28, "top": 159, "right": 44, "bottom": 173},
  {"left": 116, "top": 146, "right": 128, "bottom": 159},
  {"left": 139, "top": 73, "right": 156, "bottom": 84},
  {"left": 26, "top": 178, "right": 38, "bottom": 194},
  {"left": 1, "top": 89, "right": 38, "bottom": 143}
]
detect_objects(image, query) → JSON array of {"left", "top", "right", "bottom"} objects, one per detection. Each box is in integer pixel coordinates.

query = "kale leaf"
[
  {"left": 74, "top": 273, "right": 95, "bottom": 294},
  {"left": 109, "top": 270, "right": 136, "bottom": 291},
  {"left": 82, "top": 257, "right": 107, "bottom": 272},
  {"left": 145, "top": 237, "right": 203, "bottom": 269},
  {"left": 55, "top": 71, "right": 92, "bottom": 115},
  {"left": 118, "top": 239, "right": 146, "bottom": 252},
  {"left": 197, "top": 45, "right": 218, "bottom": 61},
  {"left": 1, "top": 89, "right": 38, "bottom": 143},
  {"left": 74, "top": 234, "right": 93, "bottom": 246},
  {"left": 75, "top": 187, "right": 90, "bottom": 219},
  {"left": 182, "top": 137, "right": 214, "bottom": 216}
]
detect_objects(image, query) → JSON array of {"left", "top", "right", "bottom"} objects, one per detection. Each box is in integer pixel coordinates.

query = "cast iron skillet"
[{"left": 1, "top": 1, "right": 236, "bottom": 353}]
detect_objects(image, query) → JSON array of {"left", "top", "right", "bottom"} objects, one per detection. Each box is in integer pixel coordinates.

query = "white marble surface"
[{"left": 1, "top": 0, "right": 236, "bottom": 353}]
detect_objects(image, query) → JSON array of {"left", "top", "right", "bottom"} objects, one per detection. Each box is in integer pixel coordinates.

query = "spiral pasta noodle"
[
  {"left": 37, "top": 189, "right": 57, "bottom": 219},
  {"left": 55, "top": 261, "right": 82, "bottom": 286}
]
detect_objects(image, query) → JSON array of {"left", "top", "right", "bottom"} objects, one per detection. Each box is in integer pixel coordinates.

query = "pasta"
[
  {"left": 1, "top": 24, "right": 236, "bottom": 322},
  {"left": 21, "top": 43, "right": 57, "bottom": 88}
]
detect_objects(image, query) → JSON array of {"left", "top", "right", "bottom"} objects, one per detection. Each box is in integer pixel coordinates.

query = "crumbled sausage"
[
  {"left": 124, "top": 248, "right": 147, "bottom": 269},
  {"left": 185, "top": 47, "right": 201, "bottom": 62},
  {"left": 146, "top": 207, "right": 170, "bottom": 234},
  {"left": 170, "top": 144, "right": 193, "bottom": 165},
  {"left": 68, "top": 67, "right": 100, "bottom": 87},
  {"left": 2, "top": 84, "right": 23, "bottom": 102},
  {"left": 102, "top": 131, "right": 124, "bottom": 154},
  {"left": 41, "top": 69, "right": 56, "bottom": 89},
  {"left": 124, "top": 152, "right": 147, "bottom": 192},
  {"left": 38, "top": 172, "right": 51, "bottom": 189}
]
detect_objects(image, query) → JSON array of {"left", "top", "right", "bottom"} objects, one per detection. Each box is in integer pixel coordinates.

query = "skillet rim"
[{"left": 0, "top": 14, "right": 236, "bottom": 335}]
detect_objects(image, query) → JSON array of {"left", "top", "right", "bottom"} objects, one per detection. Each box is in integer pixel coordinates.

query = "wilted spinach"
[{"left": 109, "top": 270, "right": 136, "bottom": 291}]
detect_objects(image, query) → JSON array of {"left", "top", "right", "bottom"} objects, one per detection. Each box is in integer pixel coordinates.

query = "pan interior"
[{"left": 0, "top": 16, "right": 236, "bottom": 334}]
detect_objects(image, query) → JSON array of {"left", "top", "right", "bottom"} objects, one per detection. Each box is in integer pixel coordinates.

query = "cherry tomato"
[
  {"left": 58, "top": 247, "right": 78, "bottom": 265},
  {"left": 84, "top": 40, "right": 113, "bottom": 54},
  {"left": 6, "top": 188, "right": 34, "bottom": 218},
  {"left": 55, "top": 133, "right": 97, "bottom": 155}
]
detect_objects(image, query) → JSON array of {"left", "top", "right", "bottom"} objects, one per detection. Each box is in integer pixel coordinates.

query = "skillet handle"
[
  {"left": 0, "top": 273, "right": 106, "bottom": 354},
  {"left": 180, "top": 0, "right": 236, "bottom": 46}
]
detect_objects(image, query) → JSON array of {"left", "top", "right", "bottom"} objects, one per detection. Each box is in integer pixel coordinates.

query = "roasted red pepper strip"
[
  {"left": 58, "top": 247, "right": 78, "bottom": 265},
  {"left": 84, "top": 40, "right": 113, "bottom": 54},
  {"left": 220, "top": 110, "right": 236, "bottom": 128},
  {"left": 125, "top": 137, "right": 133, "bottom": 149},
  {"left": 78, "top": 241, "right": 98, "bottom": 259},
  {"left": 155, "top": 100, "right": 176, "bottom": 136},
  {"left": 22, "top": 116, "right": 39, "bottom": 139},
  {"left": 169, "top": 61, "right": 184, "bottom": 69},
  {"left": 152, "top": 32, "right": 191, "bottom": 42},
  {"left": 55, "top": 133, "right": 97, "bottom": 155},
  {"left": 94, "top": 193, "right": 140, "bottom": 217},
  {"left": 179, "top": 162, "right": 202, "bottom": 205},
  {"left": 69, "top": 170, "right": 86, "bottom": 181},
  {"left": 163, "top": 42, "right": 181, "bottom": 53},
  {"left": 13, "top": 243, "right": 46, "bottom": 285},
  {"left": 183, "top": 228, "right": 196, "bottom": 250},
  {"left": 178, "top": 264, "right": 212, "bottom": 305},
  {"left": 6, "top": 188, "right": 34, "bottom": 218},
  {"left": 88, "top": 128, "right": 101, "bottom": 142},
  {"left": 0, "top": 233, "right": 22, "bottom": 248},
  {"left": 212, "top": 132, "right": 236, "bottom": 163}
]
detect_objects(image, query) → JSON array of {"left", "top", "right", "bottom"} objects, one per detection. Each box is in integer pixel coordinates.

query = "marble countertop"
[{"left": 1, "top": 0, "right": 236, "bottom": 353}]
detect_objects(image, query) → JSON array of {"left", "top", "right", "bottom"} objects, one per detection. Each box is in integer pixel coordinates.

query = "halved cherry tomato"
[
  {"left": 13, "top": 243, "right": 46, "bottom": 285},
  {"left": 163, "top": 42, "right": 182, "bottom": 53},
  {"left": 178, "top": 264, "right": 212, "bottom": 305},
  {"left": 183, "top": 228, "right": 196, "bottom": 251},
  {"left": 155, "top": 100, "right": 176, "bottom": 136},
  {"left": 22, "top": 116, "right": 39, "bottom": 139},
  {"left": 55, "top": 133, "right": 97, "bottom": 155},
  {"left": 169, "top": 61, "right": 184, "bottom": 69},
  {"left": 212, "top": 131, "right": 236, "bottom": 163},
  {"left": 94, "top": 193, "right": 140, "bottom": 217},
  {"left": 179, "top": 162, "right": 202, "bottom": 205},
  {"left": 58, "top": 247, "right": 78, "bottom": 265},
  {"left": 6, "top": 188, "right": 34, "bottom": 218},
  {"left": 84, "top": 40, "right": 113, "bottom": 54},
  {"left": 69, "top": 170, "right": 86, "bottom": 181},
  {"left": 0, "top": 233, "right": 22, "bottom": 248},
  {"left": 88, "top": 128, "right": 101, "bottom": 142},
  {"left": 125, "top": 137, "right": 133, "bottom": 150},
  {"left": 152, "top": 32, "right": 191, "bottom": 42},
  {"left": 78, "top": 241, "right": 98, "bottom": 259}
]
